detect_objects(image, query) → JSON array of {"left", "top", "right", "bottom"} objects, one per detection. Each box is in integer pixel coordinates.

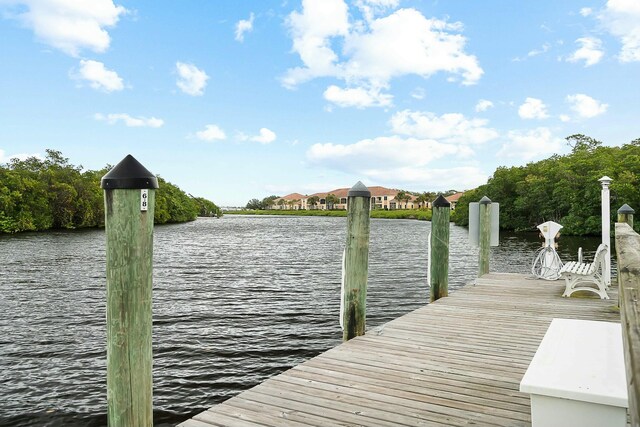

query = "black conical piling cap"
[
  {"left": 432, "top": 194, "right": 450, "bottom": 208},
  {"left": 479, "top": 196, "right": 492, "bottom": 204},
  {"left": 348, "top": 181, "right": 371, "bottom": 197},
  {"left": 618, "top": 204, "right": 635, "bottom": 214},
  {"left": 101, "top": 154, "right": 159, "bottom": 189}
]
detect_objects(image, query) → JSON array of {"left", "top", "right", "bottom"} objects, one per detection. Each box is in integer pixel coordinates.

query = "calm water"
[{"left": 0, "top": 215, "right": 604, "bottom": 426}]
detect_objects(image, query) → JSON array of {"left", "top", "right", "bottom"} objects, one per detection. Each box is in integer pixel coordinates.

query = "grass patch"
[
  {"left": 226, "top": 209, "right": 432, "bottom": 221},
  {"left": 371, "top": 209, "right": 432, "bottom": 221}
]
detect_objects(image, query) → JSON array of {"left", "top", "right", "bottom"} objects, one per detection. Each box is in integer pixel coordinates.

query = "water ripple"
[{"left": 0, "top": 215, "right": 602, "bottom": 426}]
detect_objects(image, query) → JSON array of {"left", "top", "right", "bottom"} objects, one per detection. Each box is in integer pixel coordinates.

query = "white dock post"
[{"left": 599, "top": 176, "right": 612, "bottom": 288}]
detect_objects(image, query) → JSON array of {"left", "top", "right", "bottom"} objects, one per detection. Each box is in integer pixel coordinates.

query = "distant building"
[
  {"left": 271, "top": 193, "right": 307, "bottom": 210},
  {"left": 445, "top": 192, "right": 464, "bottom": 210},
  {"left": 269, "top": 186, "right": 435, "bottom": 210}
]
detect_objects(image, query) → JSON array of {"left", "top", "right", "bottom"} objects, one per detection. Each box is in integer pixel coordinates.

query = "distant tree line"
[
  {"left": 245, "top": 195, "right": 279, "bottom": 210},
  {"left": 0, "top": 150, "right": 221, "bottom": 233},
  {"left": 451, "top": 135, "right": 640, "bottom": 235}
]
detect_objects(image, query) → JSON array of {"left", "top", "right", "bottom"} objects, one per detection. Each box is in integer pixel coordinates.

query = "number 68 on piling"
[{"left": 141, "top": 189, "right": 148, "bottom": 212}]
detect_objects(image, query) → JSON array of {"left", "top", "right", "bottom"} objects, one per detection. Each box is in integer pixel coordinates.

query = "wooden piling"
[
  {"left": 101, "top": 155, "right": 158, "bottom": 427},
  {"left": 618, "top": 204, "right": 635, "bottom": 228},
  {"left": 342, "top": 181, "right": 371, "bottom": 341},
  {"left": 430, "top": 195, "right": 450, "bottom": 302},
  {"left": 614, "top": 223, "right": 640, "bottom": 424},
  {"left": 478, "top": 196, "right": 492, "bottom": 277}
]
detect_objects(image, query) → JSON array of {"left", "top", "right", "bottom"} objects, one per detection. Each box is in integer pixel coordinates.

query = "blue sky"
[{"left": 1, "top": 0, "right": 638, "bottom": 207}]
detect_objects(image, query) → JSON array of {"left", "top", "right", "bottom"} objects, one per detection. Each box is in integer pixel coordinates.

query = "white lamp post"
[{"left": 599, "top": 176, "right": 612, "bottom": 288}]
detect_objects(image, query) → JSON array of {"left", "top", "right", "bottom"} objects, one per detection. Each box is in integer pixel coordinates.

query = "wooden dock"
[{"left": 179, "top": 273, "right": 621, "bottom": 427}]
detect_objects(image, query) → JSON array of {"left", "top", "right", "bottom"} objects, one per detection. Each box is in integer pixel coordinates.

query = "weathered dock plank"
[{"left": 179, "top": 273, "right": 620, "bottom": 426}]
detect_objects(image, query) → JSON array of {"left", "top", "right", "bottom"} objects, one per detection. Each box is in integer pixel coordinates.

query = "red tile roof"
[
  {"left": 369, "top": 186, "right": 399, "bottom": 197},
  {"left": 279, "top": 193, "right": 307, "bottom": 200},
  {"left": 326, "top": 188, "right": 350, "bottom": 198},
  {"left": 445, "top": 192, "right": 464, "bottom": 203}
]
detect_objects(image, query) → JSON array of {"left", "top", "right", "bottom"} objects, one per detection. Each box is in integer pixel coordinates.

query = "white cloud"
[
  {"left": 0, "top": 149, "right": 42, "bottom": 163},
  {"left": 237, "top": 128, "right": 277, "bottom": 144},
  {"left": 475, "top": 99, "right": 494, "bottom": 112},
  {"left": 411, "top": 87, "right": 425, "bottom": 100},
  {"left": 567, "top": 37, "right": 604, "bottom": 66},
  {"left": 323, "top": 85, "right": 393, "bottom": 108},
  {"left": 306, "top": 136, "right": 484, "bottom": 189},
  {"left": 250, "top": 128, "right": 277, "bottom": 144},
  {"left": 195, "top": 124, "right": 226, "bottom": 141},
  {"left": 580, "top": 7, "right": 593, "bottom": 17},
  {"left": 390, "top": 110, "right": 498, "bottom": 144},
  {"left": 513, "top": 43, "right": 551, "bottom": 62},
  {"left": 72, "top": 59, "right": 123, "bottom": 92},
  {"left": 363, "top": 165, "right": 487, "bottom": 190},
  {"left": 1, "top": 0, "right": 127, "bottom": 56},
  {"left": 566, "top": 93, "right": 608, "bottom": 118},
  {"left": 94, "top": 113, "right": 163, "bottom": 128},
  {"left": 599, "top": 0, "right": 640, "bottom": 62},
  {"left": 235, "top": 13, "right": 254, "bottom": 42},
  {"left": 518, "top": 97, "right": 549, "bottom": 119},
  {"left": 304, "top": 106, "right": 500, "bottom": 189},
  {"left": 528, "top": 43, "right": 550, "bottom": 57},
  {"left": 176, "top": 62, "right": 209, "bottom": 96},
  {"left": 358, "top": 0, "right": 400, "bottom": 7},
  {"left": 283, "top": 1, "right": 482, "bottom": 103},
  {"left": 342, "top": 9, "right": 482, "bottom": 86},
  {"left": 559, "top": 114, "right": 571, "bottom": 122},
  {"left": 307, "top": 136, "right": 465, "bottom": 170},
  {"left": 498, "top": 128, "right": 563, "bottom": 160},
  {"left": 283, "top": 0, "right": 349, "bottom": 87},
  {"left": 355, "top": 0, "right": 400, "bottom": 22}
]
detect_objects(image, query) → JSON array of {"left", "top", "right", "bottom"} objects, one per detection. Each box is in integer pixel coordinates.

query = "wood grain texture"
[
  {"left": 104, "top": 189, "right": 155, "bottom": 427},
  {"left": 478, "top": 202, "right": 491, "bottom": 276},
  {"left": 430, "top": 205, "right": 450, "bottom": 302},
  {"left": 179, "top": 273, "right": 621, "bottom": 427},
  {"left": 615, "top": 222, "right": 640, "bottom": 426},
  {"left": 343, "top": 195, "right": 370, "bottom": 341}
]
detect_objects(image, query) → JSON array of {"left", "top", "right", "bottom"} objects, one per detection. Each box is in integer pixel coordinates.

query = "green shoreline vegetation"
[
  {"left": 0, "top": 150, "right": 221, "bottom": 234},
  {"left": 4, "top": 134, "right": 639, "bottom": 235},
  {"left": 451, "top": 135, "right": 640, "bottom": 236},
  {"left": 228, "top": 209, "right": 432, "bottom": 221}
]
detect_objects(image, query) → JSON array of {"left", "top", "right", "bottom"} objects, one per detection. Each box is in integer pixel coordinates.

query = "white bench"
[
  {"left": 560, "top": 243, "right": 608, "bottom": 299},
  {"left": 520, "top": 319, "right": 628, "bottom": 427}
]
